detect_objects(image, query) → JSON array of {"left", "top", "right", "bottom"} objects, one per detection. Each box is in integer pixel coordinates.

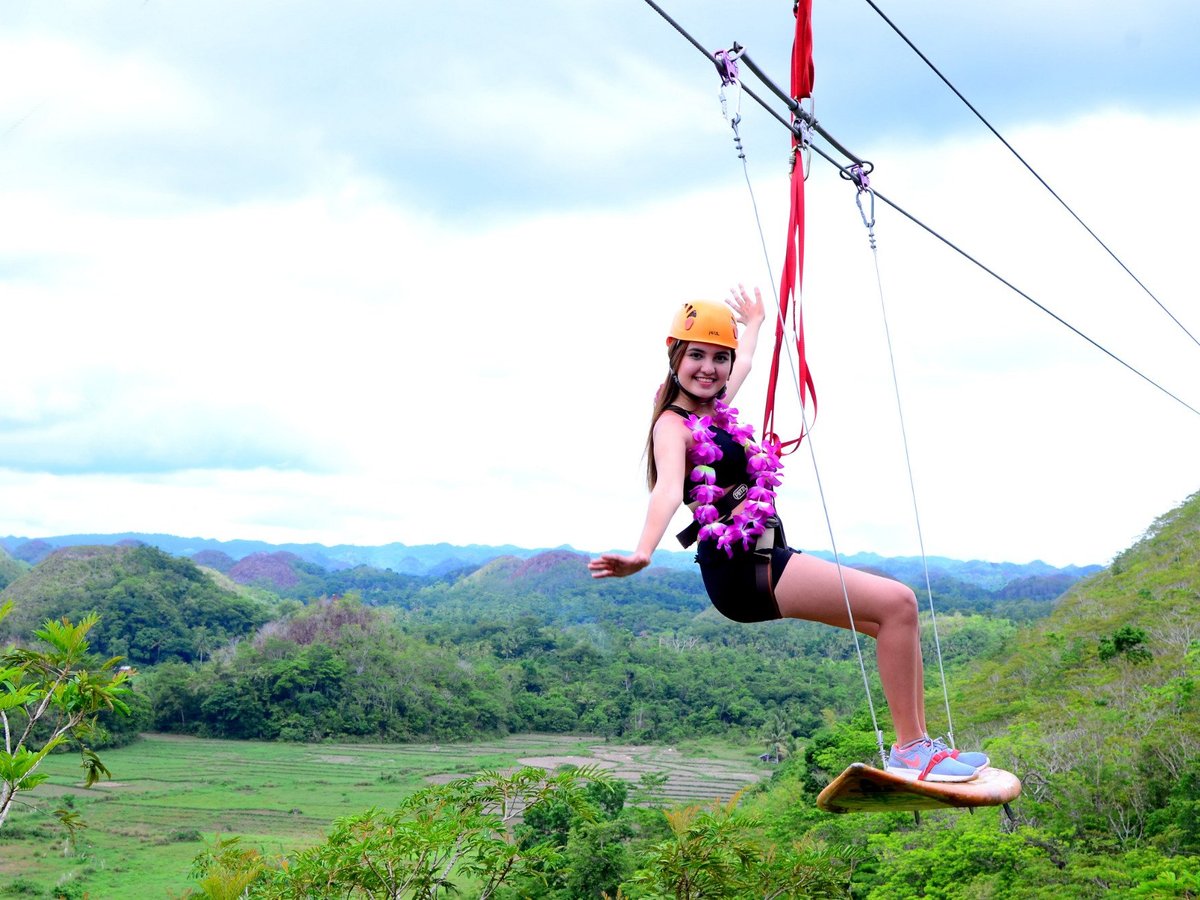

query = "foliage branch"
[{"left": 0, "top": 600, "right": 131, "bottom": 832}]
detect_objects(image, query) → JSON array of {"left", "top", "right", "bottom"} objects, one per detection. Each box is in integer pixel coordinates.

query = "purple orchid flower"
[
  {"left": 729, "top": 422, "right": 756, "bottom": 444},
  {"left": 745, "top": 500, "right": 775, "bottom": 519},
  {"left": 688, "top": 442, "right": 722, "bottom": 465},
  {"left": 716, "top": 524, "right": 744, "bottom": 557},
  {"left": 712, "top": 401, "right": 737, "bottom": 429},
  {"left": 740, "top": 524, "right": 765, "bottom": 548},
  {"left": 690, "top": 483, "right": 725, "bottom": 505},
  {"left": 747, "top": 445, "right": 783, "bottom": 473},
  {"left": 684, "top": 399, "right": 785, "bottom": 553},
  {"left": 755, "top": 470, "right": 783, "bottom": 488}
]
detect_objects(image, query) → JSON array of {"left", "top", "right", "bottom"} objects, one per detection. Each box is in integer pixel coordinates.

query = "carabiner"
[{"left": 855, "top": 182, "right": 875, "bottom": 231}]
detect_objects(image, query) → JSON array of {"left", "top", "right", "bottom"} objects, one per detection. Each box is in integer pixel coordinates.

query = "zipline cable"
[
  {"left": 862, "top": 0, "right": 1200, "bottom": 352},
  {"left": 637, "top": 2, "right": 1200, "bottom": 419},
  {"left": 864, "top": 180, "right": 1200, "bottom": 419},
  {"left": 728, "top": 56, "right": 1200, "bottom": 420}
]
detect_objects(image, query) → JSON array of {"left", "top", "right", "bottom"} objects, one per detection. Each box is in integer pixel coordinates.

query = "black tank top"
[{"left": 667, "top": 405, "right": 748, "bottom": 504}]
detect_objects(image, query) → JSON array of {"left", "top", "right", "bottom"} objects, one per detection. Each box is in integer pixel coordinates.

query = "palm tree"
[{"left": 762, "top": 712, "right": 793, "bottom": 764}]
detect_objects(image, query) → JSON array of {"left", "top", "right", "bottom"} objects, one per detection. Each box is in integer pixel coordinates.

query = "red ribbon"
[
  {"left": 762, "top": 0, "right": 817, "bottom": 453},
  {"left": 792, "top": 0, "right": 814, "bottom": 101}
]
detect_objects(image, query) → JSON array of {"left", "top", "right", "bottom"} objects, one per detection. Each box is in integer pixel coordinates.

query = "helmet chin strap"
[{"left": 671, "top": 372, "right": 727, "bottom": 405}]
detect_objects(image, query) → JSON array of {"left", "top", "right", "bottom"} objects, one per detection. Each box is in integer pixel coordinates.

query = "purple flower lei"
[{"left": 685, "top": 399, "right": 784, "bottom": 557}]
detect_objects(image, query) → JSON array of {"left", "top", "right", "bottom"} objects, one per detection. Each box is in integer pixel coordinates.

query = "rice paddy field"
[{"left": 1, "top": 733, "right": 769, "bottom": 898}]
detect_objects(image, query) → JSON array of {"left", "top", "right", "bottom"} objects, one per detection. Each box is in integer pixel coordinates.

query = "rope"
[
  {"left": 797, "top": 399, "right": 890, "bottom": 769},
  {"left": 860, "top": 0, "right": 1200, "bottom": 353},
  {"left": 847, "top": 165, "right": 957, "bottom": 749},
  {"left": 710, "top": 45, "right": 889, "bottom": 768},
  {"left": 700, "top": 37, "right": 892, "bottom": 768}
]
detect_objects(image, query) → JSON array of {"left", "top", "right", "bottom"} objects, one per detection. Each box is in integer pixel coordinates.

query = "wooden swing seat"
[{"left": 816, "top": 763, "right": 1022, "bottom": 814}]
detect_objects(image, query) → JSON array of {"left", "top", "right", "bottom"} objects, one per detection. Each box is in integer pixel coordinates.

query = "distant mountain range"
[{"left": 0, "top": 531, "right": 1101, "bottom": 589}]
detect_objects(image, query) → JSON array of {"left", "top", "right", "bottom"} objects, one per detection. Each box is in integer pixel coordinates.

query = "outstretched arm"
[
  {"left": 723, "top": 284, "right": 765, "bottom": 403},
  {"left": 588, "top": 415, "right": 689, "bottom": 579}
]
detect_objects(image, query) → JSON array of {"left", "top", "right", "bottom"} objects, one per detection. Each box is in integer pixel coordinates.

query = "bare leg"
[{"left": 772, "top": 552, "right": 925, "bottom": 746}]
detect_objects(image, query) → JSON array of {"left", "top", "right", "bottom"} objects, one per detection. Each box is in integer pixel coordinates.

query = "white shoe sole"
[
  {"left": 886, "top": 764, "right": 978, "bottom": 783},
  {"left": 954, "top": 758, "right": 990, "bottom": 771}
]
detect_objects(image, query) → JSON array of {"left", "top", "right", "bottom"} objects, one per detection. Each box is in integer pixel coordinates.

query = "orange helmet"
[{"left": 665, "top": 300, "right": 738, "bottom": 350}]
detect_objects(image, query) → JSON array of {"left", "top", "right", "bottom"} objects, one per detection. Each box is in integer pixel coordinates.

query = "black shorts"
[{"left": 696, "top": 529, "right": 795, "bottom": 623}]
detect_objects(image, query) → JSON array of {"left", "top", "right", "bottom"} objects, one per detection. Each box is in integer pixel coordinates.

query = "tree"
[
  {"left": 192, "top": 766, "right": 613, "bottom": 899},
  {"left": 625, "top": 795, "right": 854, "bottom": 899},
  {"left": 1098, "top": 625, "right": 1152, "bottom": 664},
  {"left": 762, "top": 711, "right": 794, "bottom": 764},
  {"left": 631, "top": 771, "right": 670, "bottom": 809},
  {"left": 512, "top": 774, "right": 633, "bottom": 898},
  {"left": 187, "top": 837, "right": 268, "bottom": 900},
  {"left": 559, "top": 817, "right": 633, "bottom": 899},
  {"left": 0, "top": 602, "right": 132, "bottom": 831}
]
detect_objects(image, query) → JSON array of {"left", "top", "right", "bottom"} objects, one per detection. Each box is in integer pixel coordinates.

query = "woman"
[{"left": 588, "top": 288, "right": 987, "bottom": 783}]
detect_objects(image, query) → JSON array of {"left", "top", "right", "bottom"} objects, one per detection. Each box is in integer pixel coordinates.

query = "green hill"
[
  {"left": 0, "top": 544, "right": 274, "bottom": 666},
  {"left": 952, "top": 489, "right": 1200, "bottom": 847},
  {"left": 2, "top": 530, "right": 1102, "bottom": 584},
  {"left": 223, "top": 550, "right": 427, "bottom": 604},
  {"left": 0, "top": 545, "right": 27, "bottom": 590}
]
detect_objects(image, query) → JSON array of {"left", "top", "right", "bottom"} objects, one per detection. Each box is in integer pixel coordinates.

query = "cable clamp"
[
  {"left": 785, "top": 98, "right": 815, "bottom": 178},
  {"left": 790, "top": 110, "right": 814, "bottom": 149},
  {"left": 839, "top": 161, "right": 875, "bottom": 191},
  {"left": 714, "top": 45, "right": 747, "bottom": 160},
  {"left": 713, "top": 44, "right": 744, "bottom": 87},
  {"left": 787, "top": 115, "right": 813, "bottom": 178}
]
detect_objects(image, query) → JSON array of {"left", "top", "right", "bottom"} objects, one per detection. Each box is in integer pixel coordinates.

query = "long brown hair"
[
  {"left": 644, "top": 340, "right": 735, "bottom": 489},
  {"left": 645, "top": 341, "right": 689, "bottom": 490}
]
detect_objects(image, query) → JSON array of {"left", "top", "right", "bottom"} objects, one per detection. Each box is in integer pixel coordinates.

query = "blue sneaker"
[
  {"left": 928, "top": 735, "right": 989, "bottom": 771},
  {"left": 886, "top": 738, "right": 978, "bottom": 782}
]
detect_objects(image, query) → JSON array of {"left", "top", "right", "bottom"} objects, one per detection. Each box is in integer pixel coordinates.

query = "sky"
[{"left": 2, "top": 1, "right": 1199, "bottom": 569}]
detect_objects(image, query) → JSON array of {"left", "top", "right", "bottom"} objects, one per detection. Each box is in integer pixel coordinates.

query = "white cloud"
[
  {"left": 0, "top": 35, "right": 205, "bottom": 135},
  {"left": 5, "top": 110, "right": 1200, "bottom": 565},
  {"left": 2, "top": 4, "right": 1199, "bottom": 570}
]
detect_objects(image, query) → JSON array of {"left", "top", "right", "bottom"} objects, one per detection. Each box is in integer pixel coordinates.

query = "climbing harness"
[{"left": 675, "top": 483, "right": 748, "bottom": 549}]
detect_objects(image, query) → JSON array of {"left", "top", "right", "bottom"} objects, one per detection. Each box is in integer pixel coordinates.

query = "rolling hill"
[
  {"left": 0, "top": 544, "right": 274, "bottom": 665},
  {"left": 954, "top": 489, "right": 1200, "bottom": 843}
]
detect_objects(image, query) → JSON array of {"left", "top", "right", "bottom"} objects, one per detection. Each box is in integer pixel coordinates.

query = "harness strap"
[
  {"left": 676, "top": 483, "right": 748, "bottom": 548},
  {"left": 668, "top": 405, "right": 751, "bottom": 548},
  {"left": 753, "top": 516, "right": 786, "bottom": 607}
]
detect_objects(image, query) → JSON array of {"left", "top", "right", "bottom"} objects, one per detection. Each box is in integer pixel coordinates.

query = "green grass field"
[{"left": 2, "top": 733, "right": 768, "bottom": 898}]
